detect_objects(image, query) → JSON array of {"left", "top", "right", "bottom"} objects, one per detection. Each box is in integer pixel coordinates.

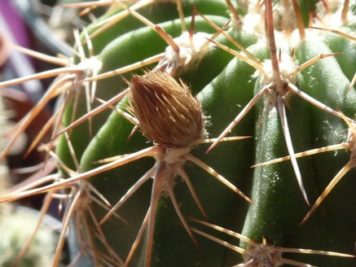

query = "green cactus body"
[
  {"left": 55, "top": 1, "right": 356, "bottom": 266},
  {"left": 57, "top": 14, "right": 256, "bottom": 170},
  {"left": 85, "top": 0, "right": 232, "bottom": 53},
  {"left": 143, "top": 45, "right": 269, "bottom": 266},
  {"left": 1, "top": 0, "right": 356, "bottom": 266},
  {"left": 293, "top": 38, "right": 356, "bottom": 264}
]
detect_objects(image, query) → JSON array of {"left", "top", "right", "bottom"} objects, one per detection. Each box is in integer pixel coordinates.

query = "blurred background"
[{"left": 0, "top": 1, "right": 89, "bottom": 266}]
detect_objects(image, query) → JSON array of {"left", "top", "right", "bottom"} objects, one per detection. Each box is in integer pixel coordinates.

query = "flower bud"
[{"left": 130, "top": 71, "right": 204, "bottom": 148}]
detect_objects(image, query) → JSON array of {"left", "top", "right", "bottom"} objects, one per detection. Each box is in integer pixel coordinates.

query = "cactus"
[
  {"left": 0, "top": 95, "right": 56, "bottom": 267},
  {"left": 0, "top": 206, "right": 58, "bottom": 267},
  {"left": 0, "top": 0, "right": 355, "bottom": 266}
]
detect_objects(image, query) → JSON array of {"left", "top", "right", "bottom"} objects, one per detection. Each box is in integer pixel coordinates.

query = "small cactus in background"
[
  {"left": 0, "top": 94, "right": 57, "bottom": 267},
  {"left": 0, "top": 0, "right": 355, "bottom": 266},
  {"left": 0, "top": 206, "right": 57, "bottom": 267}
]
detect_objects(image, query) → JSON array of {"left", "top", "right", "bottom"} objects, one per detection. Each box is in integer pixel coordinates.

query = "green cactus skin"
[
  {"left": 293, "top": 38, "right": 356, "bottom": 265},
  {"left": 85, "top": 0, "right": 232, "bottom": 53},
  {"left": 67, "top": 29, "right": 257, "bottom": 266},
  {"left": 139, "top": 45, "right": 268, "bottom": 266},
  {"left": 323, "top": 28, "right": 356, "bottom": 80},
  {"left": 57, "top": 14, "right": 255, "bottom": 170},
  {"left": 0, "top": 0, "right": 355, "bottom": 266}
]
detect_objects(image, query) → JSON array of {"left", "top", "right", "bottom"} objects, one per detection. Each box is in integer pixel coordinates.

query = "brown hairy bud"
[{"left": 130, "top": 71, "right": 205, "bottom": 148}]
